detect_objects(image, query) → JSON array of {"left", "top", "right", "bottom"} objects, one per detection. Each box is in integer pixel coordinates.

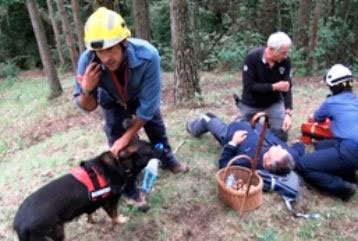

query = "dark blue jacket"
[{"left": 218, "top": 121, "right": 304, "bottom": 169}]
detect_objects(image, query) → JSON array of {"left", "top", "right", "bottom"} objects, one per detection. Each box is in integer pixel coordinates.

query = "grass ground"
[{"left": 0, "top": 72, "right": 357, "bottom": 241}]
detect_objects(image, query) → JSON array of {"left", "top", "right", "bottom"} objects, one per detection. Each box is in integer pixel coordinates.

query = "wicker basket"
[{"left": 215, "top": 155, "right": 263, "bottom": 212}]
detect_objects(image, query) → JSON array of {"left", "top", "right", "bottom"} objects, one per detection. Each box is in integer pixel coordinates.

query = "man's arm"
[
  {"left": 218, "top": 130, "right": 249, "bottom": 169},
  {"left": 110, "top": 117, "right": 145, "bottom": 156}
]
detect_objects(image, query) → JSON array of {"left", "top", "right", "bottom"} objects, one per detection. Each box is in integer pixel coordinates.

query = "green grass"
[{"left": 0, "top": 72, "right": 357, "bottom": 241}]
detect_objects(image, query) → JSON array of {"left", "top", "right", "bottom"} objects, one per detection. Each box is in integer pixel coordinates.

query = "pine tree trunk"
[
  {"left": 189, "top": 0, "right": 201, "bottom": 67},
  {"left": 170, "top": 0, "right": 201, "bottom": 105},
  {"left": 132, "top": 0, "right": 151, "bottom": 40},
  {"left": 26, "top": 0, "right": 63, "bottom": 99},
  {"left": 308, "top": 0, "right": 322, "bottom": 71},
  {"left": 71, "top": 0, "right": 85, "bottom": 53},
  {"left": 46, "top": 0, "right": 65, "bottom": 66},
  {"left": 255, "top": 0, "right": 275, "bottom": 36},
  {"left": 55, "top": 0, "right": 78, "bottom": 73},
  {"left": 92, "top": 0, "right": 115, "bottom": 10},
  {"left": 298, "top": 0, "right": 311, "bottom": 61}
]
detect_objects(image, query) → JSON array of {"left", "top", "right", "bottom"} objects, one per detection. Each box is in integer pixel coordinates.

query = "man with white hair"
[{"left": 238, "top": 31, "right": 293, "bottom": 141}]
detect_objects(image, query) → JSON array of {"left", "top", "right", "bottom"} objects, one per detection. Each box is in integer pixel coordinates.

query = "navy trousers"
[{"left": 295, "top": 139, "right": 358, "bottom": 197}]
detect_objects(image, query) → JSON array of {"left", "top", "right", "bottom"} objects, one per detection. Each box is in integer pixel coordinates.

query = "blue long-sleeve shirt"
[
  {"left": 218, "top": 121, "right": 304, "bottom": 169},
  {"left": 73, "top": 38, "right": 161, "bottom": 121},
  {"left": 314, "top": 91, "right": 358, "bottom": 142}
]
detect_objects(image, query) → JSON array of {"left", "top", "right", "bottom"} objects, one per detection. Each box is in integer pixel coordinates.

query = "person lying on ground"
[{"left": 186, "top": 113, "right": 304, "bottom": 174}]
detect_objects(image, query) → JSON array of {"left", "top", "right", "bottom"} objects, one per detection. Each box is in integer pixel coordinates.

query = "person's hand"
[
  {"left": 81, "top": 62, "right": 102, "bottom": 92},
  {"left": 110, "top": 134, "right": 132, "bottom": 157},
  {"left": 272, "top": 81, "right": 290, "bottom": 92},
  {"left": 231, "top": 130, "right": 248, "bottom": 145},
  {"left": 282, "top": 114, "right": 292, "bottom": 131}
]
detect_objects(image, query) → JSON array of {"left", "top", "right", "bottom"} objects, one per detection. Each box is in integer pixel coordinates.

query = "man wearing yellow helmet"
[{"left": 73, "top": 7, "right": 189, "bottom": 209}]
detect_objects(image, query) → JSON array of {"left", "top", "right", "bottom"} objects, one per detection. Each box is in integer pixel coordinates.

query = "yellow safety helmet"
[{"left": 84, "top": 7, "right": 131, "bottom": 50}]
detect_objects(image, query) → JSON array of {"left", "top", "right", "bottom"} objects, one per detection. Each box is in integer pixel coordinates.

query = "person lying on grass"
[{"left": 186, "top": 113, "right": 304, "bottom": 174}]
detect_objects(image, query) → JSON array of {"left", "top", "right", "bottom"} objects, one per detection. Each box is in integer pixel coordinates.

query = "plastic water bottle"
[
  {"left": 154, "top": 143, "right": 164, "bottom": 152},
  {"left": 225, "top": 174, "right": 235, "bottom": 188},
  {"left": 141, "top": 158, "right": 160, "bottom": 193}
]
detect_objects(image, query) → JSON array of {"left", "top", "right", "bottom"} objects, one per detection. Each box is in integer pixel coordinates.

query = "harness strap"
[
  {"left": 80, "top": 161, "right": 102, "bottom": 191},
  {"left": 70, "top": 164, "right": 110, "bottom": 201}
]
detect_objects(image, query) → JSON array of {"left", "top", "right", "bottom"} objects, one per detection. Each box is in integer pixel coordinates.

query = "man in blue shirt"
[
  {"left": 73, "top": 8, "right": 188, "bottom": 209},
  {"left": 186, "top": 113, "right": 304, "bottom": 174},
  {"left": 295, "top": 64, "right": 358, "bottom": 201}
]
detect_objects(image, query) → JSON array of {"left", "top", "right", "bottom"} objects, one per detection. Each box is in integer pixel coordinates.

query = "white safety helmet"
[{"left": 325, "top": 64, "right": 353, "bottom": 87}]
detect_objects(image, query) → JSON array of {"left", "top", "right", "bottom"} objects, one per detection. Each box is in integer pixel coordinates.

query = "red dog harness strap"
[{"left": 70, "top": 166, "right": 111, "bottom": 201}]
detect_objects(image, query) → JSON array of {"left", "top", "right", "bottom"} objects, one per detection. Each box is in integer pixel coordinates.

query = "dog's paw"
[{"left": 112, "top": 214, "right": 129, "bottom": 225}]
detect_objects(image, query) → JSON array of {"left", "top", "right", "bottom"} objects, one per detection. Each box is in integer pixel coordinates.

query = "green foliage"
[
  {"left": 257, "top": 229, "right": 278, "bottom": 241},
  {"left": 291, "top": 47, "right": 309, "bottom": 77},
  {"left": 215, "top": 31, "right": 265, "bottom": 71},
  {"left": 0, "top": 61, "right": 20, "bottom": 78},
  {"left": 150, "top": 0, "right": 172, "bottom": 71},
  {"left": 297, "top": 221, "right": 320, "bottom": 239},
  {"left": 313, "top": 17, "right": 355, "bottom": 72},
  {"left": 0, "top": 0, "right": 357, "bottom": 75}
]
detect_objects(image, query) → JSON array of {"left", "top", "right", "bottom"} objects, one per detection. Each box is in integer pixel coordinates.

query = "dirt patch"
[
  {"left": 21, "top": 110, "right": 102, "bottom": 148},
  {"left": 165, "top": 202, "right": 223, "bottom": 241},
  {"left": 131, "top": 220, "right": 160, "bottom": 241},
  {"left": 18, "top": 69, "right": 45, "bottom": 78}
]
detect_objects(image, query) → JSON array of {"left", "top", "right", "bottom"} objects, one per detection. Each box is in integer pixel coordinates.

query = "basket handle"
[
  {"left": 239, "top": 112, "right": 269, "bottom": 214},
  {"left": 250, "top": 112, "right": 269, "bottom": 172},
  {"left": 223, "top": 154, "right": 253, "bottom": 180}
]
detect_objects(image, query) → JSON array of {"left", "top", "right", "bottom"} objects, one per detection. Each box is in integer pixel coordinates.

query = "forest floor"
[{"left": 0, "top": 71, "right": 357, "bottom": 241}]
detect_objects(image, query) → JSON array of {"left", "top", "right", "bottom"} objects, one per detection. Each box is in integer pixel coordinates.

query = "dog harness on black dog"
[{"left": 70, "top": 162, "right": 118, "bottom": 201}]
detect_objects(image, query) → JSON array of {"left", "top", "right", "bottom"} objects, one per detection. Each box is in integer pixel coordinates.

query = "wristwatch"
[{"left": 285, "top": 111, "right": 292, "bottom": 117}]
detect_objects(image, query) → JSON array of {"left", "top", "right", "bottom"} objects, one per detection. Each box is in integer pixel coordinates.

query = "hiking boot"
[
  {"left": 169, "top": 162, "right": 189, "bottom": 174},
  {"left": 186, "top": 113, "right": 214, "bottom": 137},
  {"left": 122, "top": 192, "right": 150, "bottom": 212}
]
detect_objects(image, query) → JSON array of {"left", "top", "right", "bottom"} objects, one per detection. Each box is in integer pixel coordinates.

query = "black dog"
[{"left": 13, "top": 140, "right": 157, "bottom": 241}]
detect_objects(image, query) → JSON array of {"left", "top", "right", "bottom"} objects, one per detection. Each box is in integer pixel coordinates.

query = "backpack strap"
[{"left": 282, "top": 196, "right": 320, "bottom": 220}]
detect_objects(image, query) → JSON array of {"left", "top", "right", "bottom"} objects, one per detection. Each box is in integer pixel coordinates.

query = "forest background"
[{"left": 0, "top": 0, "right": 357, "bottom": 240}]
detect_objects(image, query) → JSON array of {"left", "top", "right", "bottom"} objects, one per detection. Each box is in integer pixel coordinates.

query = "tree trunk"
[
  {"left": 92, "top": 0, "right": 115, "bottom": 10},
  {"left": 255, "top": 0, "right": 275, "bottom": 36},
  {"left": 132, "top": 0, "right": 151, "bottom": 40},
  {"left": 46, "top": 0, "right": 65, "bottom": 66},
  {"left": 189, "top": 0, "right": 201, "bottom": 67},
  {"left": 71, "top": 0, "right": 85, "bottom": 53},
  {"left": 298, "top": 0, "right": 311, "bottom": 58},
  {"left": 25, "top": 0, "right": 63, "bottom": 99},
  {"left": 55, "top": 0, "right": 78, "bottom": 73},
  {"left": 308, "top": 0, "right": 322, "bottom": 71},
  {"left": 353, "top": 3, "right": 358, "bottom": 57},
  {"left": 170, "top": 0, "right": 201, "bottom": 105}
]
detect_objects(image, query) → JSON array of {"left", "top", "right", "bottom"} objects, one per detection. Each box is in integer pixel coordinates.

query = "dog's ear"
[{"left": 118, "top": 144, "right": 139, "bottom": 159}]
